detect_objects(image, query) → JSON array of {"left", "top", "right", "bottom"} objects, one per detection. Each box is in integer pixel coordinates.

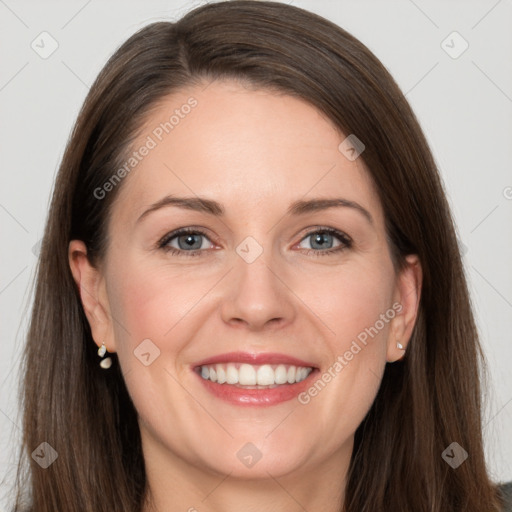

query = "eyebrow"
[{"left": 136, "top": 195, "right": 374, "bottom": 225}]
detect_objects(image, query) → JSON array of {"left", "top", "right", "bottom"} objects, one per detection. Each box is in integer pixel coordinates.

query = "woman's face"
[{"left": 71, "top": 79, "right": 421, "bottom": 483}]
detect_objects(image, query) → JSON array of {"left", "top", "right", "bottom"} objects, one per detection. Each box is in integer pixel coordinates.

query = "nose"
[{"left": 220, "top": 248, "right": 296, "bottom": 331}]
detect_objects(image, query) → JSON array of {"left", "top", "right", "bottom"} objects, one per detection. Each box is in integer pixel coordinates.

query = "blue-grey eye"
[
  {"left": 174, "top": 233, "right": 206, "bottom": 250},
  {"left": 160, "top": 230, "right": 212, "bottom": 252},
  {"left": 299, "top": 231, "right": 341, "bottom": 251}
]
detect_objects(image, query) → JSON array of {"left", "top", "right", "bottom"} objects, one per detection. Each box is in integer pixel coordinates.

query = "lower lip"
[{"left": 194, "top": 369, "right": 318, "bottom": 406}]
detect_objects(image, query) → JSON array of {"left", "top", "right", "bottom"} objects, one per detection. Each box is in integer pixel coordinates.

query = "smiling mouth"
[{"left": 195, "top": 363, "right": 314, "bottom": 388}]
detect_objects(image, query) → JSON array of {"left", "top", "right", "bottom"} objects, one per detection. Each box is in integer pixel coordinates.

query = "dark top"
[{"left": 499, "top": 481, "right": 512, "bottom": 511}]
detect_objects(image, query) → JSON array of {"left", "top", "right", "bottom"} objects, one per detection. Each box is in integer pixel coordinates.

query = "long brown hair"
[{"left": 9, "top": 1, "right": 506, "bottom": 510}]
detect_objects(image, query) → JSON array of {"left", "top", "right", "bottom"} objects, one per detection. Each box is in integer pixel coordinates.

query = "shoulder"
[{"left": 498, "top": 481, "right": 512, "bottom": 511}]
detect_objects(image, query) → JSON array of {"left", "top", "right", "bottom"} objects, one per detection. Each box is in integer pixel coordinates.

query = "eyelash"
[{"left": 157, "top": 226, "right": 352, "bottom": 258}]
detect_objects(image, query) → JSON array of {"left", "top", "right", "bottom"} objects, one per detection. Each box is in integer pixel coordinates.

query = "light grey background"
[{"left": 1, "top": 0, "right": 511, "bottom": 508}]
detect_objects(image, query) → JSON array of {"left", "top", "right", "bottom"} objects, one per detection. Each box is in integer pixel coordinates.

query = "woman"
[{"left": 10, "top": 1, "right": 512, "bottom": 511}]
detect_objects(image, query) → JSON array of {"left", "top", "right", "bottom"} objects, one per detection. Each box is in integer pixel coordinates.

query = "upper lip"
[{"left": 193, "top": 351, "right": 318, "bottom": 368}]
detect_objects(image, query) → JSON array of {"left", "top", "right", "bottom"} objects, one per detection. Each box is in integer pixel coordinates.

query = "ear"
[
  {"left": 386, "top": 254, "right": 422, "bottom": 362},
  {"left": 68, "top": 240, "right": 116, "bottom": 353}
]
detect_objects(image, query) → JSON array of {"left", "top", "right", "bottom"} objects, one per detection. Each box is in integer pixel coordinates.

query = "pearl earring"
[
  {"left": 98, "top": 342, "right": 112, "bottom": 369},
  {"left": 397, "top": 342, "right": 404, "bottom": 350}
]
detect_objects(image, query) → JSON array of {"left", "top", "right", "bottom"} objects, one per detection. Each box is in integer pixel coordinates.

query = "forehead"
[{"left": 110, "top": 79, "right": 384, "bottom": 229}]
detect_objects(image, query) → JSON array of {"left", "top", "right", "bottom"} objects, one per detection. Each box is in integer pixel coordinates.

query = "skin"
[{"left": 69, "top": 79, "right": 422, "bottom": 512}]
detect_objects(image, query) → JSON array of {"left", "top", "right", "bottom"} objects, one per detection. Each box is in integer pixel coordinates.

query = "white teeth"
[
  {"left": 226, "top": 364, "right": 239, "bottom": 384},
  {"left": 198, "top": 362, "right": 313, "bottom": 386},
  {"left": 216, "top": 364, "right": 226, "bottom": 384},
  {"left": 274, "top": 365, "right": 288, "bottom": 385},
  {"left": 256, "top": 365, "right": 274, "bottom": 386},
  {"left": 239, "top": 364, "right": 257, "bottom": 385}
]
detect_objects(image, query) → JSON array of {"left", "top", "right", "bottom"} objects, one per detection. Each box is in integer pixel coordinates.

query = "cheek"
[
  {"left": 108, "top": 261, "right": 214, "bottom": 344},
  {"left": 305, "top": 258, "right": 396, "bottom": 349}
]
